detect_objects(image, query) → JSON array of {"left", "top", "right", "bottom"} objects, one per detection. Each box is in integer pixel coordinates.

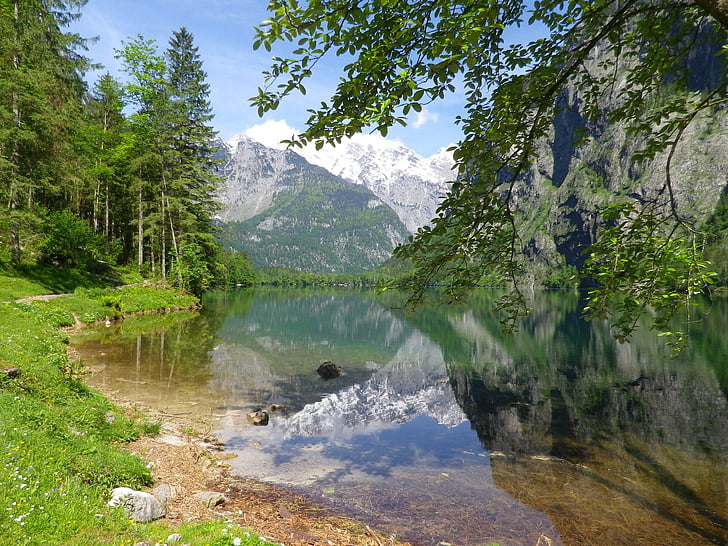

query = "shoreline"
[{"left": 75, "top": 349, "right": 405, "bottom": 546}]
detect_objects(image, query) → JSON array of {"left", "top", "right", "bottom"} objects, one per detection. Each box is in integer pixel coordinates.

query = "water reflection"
[{"left": 70, "top": 289, "right": 728, "bottom": 545}]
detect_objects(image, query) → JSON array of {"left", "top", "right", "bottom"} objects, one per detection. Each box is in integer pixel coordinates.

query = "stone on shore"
[
  {"left": 108, "top": 487, "right": 165, "bottom": 522},
  {"left": 193, "top": 491, "right": 227, "bottom": 508}
]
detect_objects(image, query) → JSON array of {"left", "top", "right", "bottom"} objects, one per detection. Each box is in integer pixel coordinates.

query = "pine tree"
[
  {"left": 164, "top": 27, "right": 223, "bottom": 287},
  {"left": 0, "top": 0, "right": 89, "bottom": 262},
  {"left": 165, "top": 27, "right": 222, "bottom": 244},
  {"left": 116, "top": 30, "right": 222, "bottom": 282}
]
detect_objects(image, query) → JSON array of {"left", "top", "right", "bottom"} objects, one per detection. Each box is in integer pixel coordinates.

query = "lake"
[{"left": 69, "top": 288, "right": 728, "bottom": 545}]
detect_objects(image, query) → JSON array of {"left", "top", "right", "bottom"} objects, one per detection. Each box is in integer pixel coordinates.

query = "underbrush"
[{"left": 0, "top": 285, "right": 268, "bottom": 545}]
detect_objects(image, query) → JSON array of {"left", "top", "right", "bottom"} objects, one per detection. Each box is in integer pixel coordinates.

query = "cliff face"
[
  {"left": 517, "top": 25, "right": 728, "bottom": 275},
  {"left": 217, "top": 136, "right": 410, "bottom": 273}
]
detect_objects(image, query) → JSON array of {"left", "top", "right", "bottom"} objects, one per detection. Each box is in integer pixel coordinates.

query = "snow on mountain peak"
[{"left": 238, "top": 120, "right": 457, "bottom": 232}]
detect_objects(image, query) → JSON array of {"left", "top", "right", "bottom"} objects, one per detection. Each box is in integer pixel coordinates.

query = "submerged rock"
[
  {"left": 317, "top": 361, "right": 344, "bottom": 380},
  {"left": 247, "top": 409, "right": 269, "bottom": 426}
]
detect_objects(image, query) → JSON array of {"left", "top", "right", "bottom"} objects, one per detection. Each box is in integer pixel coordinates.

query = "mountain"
[
  {"left": 217, "top": 136, "right": 410, "bottom": 273},
  {"left": 295, "top": 135, "right": 456, "bottom": 232},
  {"left": 507, "top": 23, "right": 728, "bottom": 282},
  {"left": 232, "top": 131, "right": 456, "bottom": 233}
]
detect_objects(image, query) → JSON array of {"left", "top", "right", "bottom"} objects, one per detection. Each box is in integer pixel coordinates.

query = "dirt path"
[{"left": 10, "top": 293, "right": 69, "bottom": 303}]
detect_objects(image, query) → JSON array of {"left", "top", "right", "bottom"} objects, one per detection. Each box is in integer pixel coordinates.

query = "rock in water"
[
  {"left": 317, "top": 361, "right": 343, "bottom": 380},
  {"left": 247, "top": 409, "right": 269, "bottom": 426}
]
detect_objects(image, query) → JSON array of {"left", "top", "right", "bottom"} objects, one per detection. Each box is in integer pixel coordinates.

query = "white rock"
[{"left": 109, "top": 487, "right": 165, "bottom": 522}]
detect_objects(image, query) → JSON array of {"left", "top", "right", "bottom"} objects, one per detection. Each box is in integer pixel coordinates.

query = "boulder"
[
  {"left": 317, "top": 361, "right": 343, "bottom": 380},
  {"left": 108, "top": 487, "right": 165, "bottom": 523},
  {"left": 151, "top": 483, "right": 176, "bottom": 508}
]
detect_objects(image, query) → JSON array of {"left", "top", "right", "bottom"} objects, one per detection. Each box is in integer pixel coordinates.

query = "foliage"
[
  {"left": 701, "top": 189, "right": 728, "bottom": 286},
  {"left": 0, "top": 0, "right": 89, "bottom": 263},
  {"left": 169, "top": 239, "right": 214, "bottom": 296},
  {"left": 38, "top": 210, "right": 103, "bottom": 267},
  {"left": 252, "top": 0, "right": 728, "bottom": 345},
  {"left": 216, "top": 246, "right": 258, "bottom": 287},
  {"left": 255, "top": 266, "right": 378, "bottom": 287},
  {"left": 115, "top": 30, "right": 223, "bottom": 281},
  {"left": 582, "top": 202, "right": 713, "bottom": 353},
  {"left": 0, "top": 6, "right": 231, "bottom": 291}
]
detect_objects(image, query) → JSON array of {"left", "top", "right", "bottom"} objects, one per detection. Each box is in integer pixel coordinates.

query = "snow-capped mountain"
[
  {"left": 231, "top": 130, "right": 457, "bottom": 233},
  {"left": 217, "top": 135, "right": 410, "bottom": 273}
]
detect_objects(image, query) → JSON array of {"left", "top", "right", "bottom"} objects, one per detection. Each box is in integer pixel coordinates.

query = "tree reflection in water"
[{"left": 71, "top": 289, "right": 728, "bottom": 545}]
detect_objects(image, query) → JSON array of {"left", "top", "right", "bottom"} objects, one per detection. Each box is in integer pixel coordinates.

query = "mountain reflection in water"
[{"left": 71, "top": 288, "right": 728, "bottom": 545}]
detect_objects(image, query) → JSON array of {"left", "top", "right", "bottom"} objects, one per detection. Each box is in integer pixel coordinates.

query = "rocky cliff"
[
  {"left": 217, "top": 136, "right": 410, "bottom": 273},
  {"left": 517, "top": 24, "right": 728, "bottom": 276}
]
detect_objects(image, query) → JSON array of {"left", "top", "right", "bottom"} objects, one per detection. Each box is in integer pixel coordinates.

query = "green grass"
[
  {"left": 0, "top": 260, "right": 145, "bottom": 301},
  {"left": 0, "top": 282, "right": 270, "bottom": 545},
  {"left": 0, "top": 274, "right": 50, "bottom": 302}
]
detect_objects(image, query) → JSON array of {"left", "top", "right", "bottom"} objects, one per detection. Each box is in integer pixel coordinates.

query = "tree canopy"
[
  {"left": 252, "top": 0, "right": 728, "bottom": 350},
  {"left": 0, "top": 4, "right": 254, "bottom": 291}
]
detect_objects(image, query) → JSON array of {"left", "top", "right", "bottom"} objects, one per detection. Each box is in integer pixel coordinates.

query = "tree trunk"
[
  {"left": 104, "top": 182, "right": 110, "bottom": 239},
  {"left": 161, "top": 192, "right": 167, "bottom": 281},
  {"left": 93, "top": 181, "right": 100, "bottom": 232},
  {"left": 8, "top": 1, "right": 20, "bottom": 264},
  {"left": 10, "top": 219, "right": 20, "bottom": 264},
  {"left": 137, "top": 185, "right": 144, "bottom": 268},
  {"left": 166, "top": 194, "right": 183, "bottom": 286}
]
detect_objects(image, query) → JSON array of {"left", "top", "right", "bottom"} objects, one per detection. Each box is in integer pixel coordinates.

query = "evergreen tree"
[
  {"left": 116, "top": 31, "right": 223, "bottom": 283},
  {"left": 165, "top": 27, "right": 222, "bottom": 286},
  {"left": 166, "top": 27, "right": 221, "bottom": 232},
  {"left": 0, "top": 0, "right": 89, "bottom": 262}
]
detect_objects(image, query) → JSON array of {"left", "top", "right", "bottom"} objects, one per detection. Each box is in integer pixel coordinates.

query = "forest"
[{"left": 0, "top": 0, "right": 256, "bottom": 294}]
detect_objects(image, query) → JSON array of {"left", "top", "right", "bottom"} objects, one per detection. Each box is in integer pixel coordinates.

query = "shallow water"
[{"left": 70, "top": 288, "right": 728, "bottom": 545}]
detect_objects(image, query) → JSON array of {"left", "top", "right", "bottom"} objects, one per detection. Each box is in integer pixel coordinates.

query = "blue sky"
[{"left": 70, "top": 0, "right": 468, "bottom": 157}]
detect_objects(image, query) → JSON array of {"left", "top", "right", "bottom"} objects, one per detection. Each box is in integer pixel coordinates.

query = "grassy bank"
[{"left": 0, "top": 282, "right": 268, "bottom": 545}]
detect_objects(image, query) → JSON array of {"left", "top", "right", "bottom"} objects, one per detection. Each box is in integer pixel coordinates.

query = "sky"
[{"left": 69, "top": 0, "right": 468, "bottom": 157}]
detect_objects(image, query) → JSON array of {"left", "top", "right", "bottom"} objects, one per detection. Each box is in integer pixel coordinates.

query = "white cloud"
[
  {"left": 412, "top": 108, "right": 439, "bottom": 129},
  {"left": 243, "top": 120, "right": 300, "bottom": 150}
]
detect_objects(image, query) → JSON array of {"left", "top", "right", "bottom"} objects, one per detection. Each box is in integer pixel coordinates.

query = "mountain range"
[
  {"left": 217, "top": 133, "right": 455, "bottom": 273},
  {"left": 216, "top": 25, "right": 728, "bottom": 279}
]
